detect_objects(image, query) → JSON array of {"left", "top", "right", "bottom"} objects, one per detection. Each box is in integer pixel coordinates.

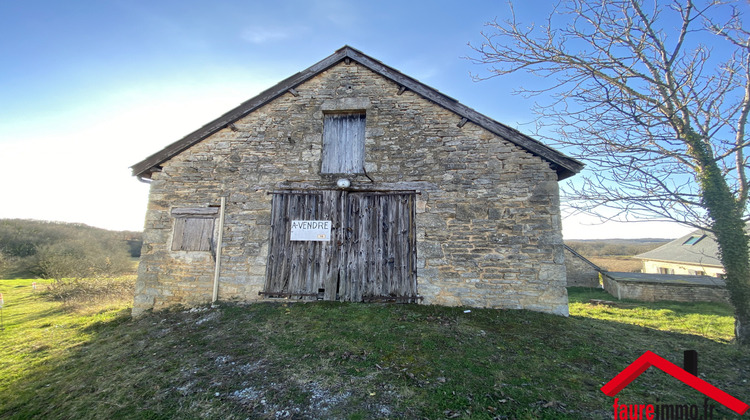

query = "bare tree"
[{"left": 470, "top": 0, "right": 750, "bottom": 344}]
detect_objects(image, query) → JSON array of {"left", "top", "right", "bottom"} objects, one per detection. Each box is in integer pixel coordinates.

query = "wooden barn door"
[
  {"left": 340, "top": 192, "right": 418, "bottom": 302},
  {"left": 263, "top": 190, "right": 342, "bottom": 300},
  {"left": 263, "top": 190, "right": 417, "bottom": 302}
]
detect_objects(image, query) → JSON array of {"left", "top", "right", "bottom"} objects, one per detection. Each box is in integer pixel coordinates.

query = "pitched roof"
[
  {"left": 131, "top": 46, "right": 584, "bottom": 180},
  {"left": 634, "top": 229, "right": 722, "bottom": 268}
]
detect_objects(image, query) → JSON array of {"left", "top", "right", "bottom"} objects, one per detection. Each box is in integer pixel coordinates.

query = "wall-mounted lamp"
[{"left": 336, "top": 178, "right": 351, "bottom": 188}]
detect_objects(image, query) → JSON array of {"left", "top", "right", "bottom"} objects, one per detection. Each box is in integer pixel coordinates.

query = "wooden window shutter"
[
  {"left": 321, "top": 113, "right": 365, "bottom": 174},
  {"left": 171, "top": 207, "right": 219, "bottom": 251}
]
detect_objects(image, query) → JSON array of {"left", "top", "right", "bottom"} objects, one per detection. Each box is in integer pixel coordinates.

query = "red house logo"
[{"left": 601, "top": 351, "right": 748, "bottom": 415}]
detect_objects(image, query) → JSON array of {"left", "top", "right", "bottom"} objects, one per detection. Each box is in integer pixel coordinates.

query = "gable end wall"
[{"left": 134, "top": 61, "right": 568, "bottom": 316}]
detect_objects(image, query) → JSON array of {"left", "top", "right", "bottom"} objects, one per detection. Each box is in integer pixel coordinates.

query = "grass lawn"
[{"left": 0, "top": 281, "right": 747, "bottom": 419}]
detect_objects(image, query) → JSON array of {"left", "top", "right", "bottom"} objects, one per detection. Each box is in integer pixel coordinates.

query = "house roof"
[
  {"left": 131, "top": 46, "right": 584, "bottom": 180},
  {"left": 634, "top": 229, "right": 723, "bottom": 268}
]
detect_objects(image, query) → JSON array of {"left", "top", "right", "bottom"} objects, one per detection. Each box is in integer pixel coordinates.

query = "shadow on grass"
[
  {"left": 7, "top": 306, "right": 67, "bottom": 327},
  {"left": 1, "top": 297, "right": 67, "bottom": 327}
]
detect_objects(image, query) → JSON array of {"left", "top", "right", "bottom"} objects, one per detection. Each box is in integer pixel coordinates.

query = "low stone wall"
[{"left": 602, "top": 273, "right": 729, "bottom": 304}]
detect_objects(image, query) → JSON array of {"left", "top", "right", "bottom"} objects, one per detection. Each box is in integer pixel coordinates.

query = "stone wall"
[
  {"left": 134, "top": 60, "right": 568, "bottom": 316},
  {"left": 564, "top": 246, "right": 601, "bottom": 288},
  {"left": 602, "top": 276, "right": 729, "bottom": 304}
]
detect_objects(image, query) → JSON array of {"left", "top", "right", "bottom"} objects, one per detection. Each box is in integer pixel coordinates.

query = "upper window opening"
[
  {"left": 683, "top": 235, "right": 705, "bottom": 246},
  {"left": 321, "top": 113, "right": 365, "bottom": 174}
]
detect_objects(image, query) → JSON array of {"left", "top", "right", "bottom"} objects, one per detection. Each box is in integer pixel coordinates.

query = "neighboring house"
[
  {"left": 130, "top": 46, "right": 583, "bottom": 317},
  {"left": 635, "top": 230, "right": 725, "bottom": 278}
]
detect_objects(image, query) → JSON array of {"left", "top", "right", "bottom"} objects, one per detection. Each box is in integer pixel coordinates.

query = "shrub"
[
  {"left": 34, "top": 238, "right": 132, "bottom": 281},
  {"left": 44, "top": 276, "right": 136, "bottom": 308},
  {"left": 0, "top": 219, "right": 137, "bottom": 280}
]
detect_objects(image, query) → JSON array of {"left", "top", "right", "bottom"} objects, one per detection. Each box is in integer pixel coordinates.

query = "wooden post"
[{"left": 212, "top": 196, "right": 226, "bottom": 304}]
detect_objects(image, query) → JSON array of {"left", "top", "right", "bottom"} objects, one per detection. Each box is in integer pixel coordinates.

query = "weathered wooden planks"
[
  {"left": 321, "top": 114, "right": 366, "bottom": 175},
  {"left": 171, "top": 217, "right": 214, "bottom": 251},
  {"left": 263, "top": 191, "right": 342, "bottom": 300},
  {"left": 344, "top": 193, "right": 418, "bottom": 302},
  {"left": 262, "top": 190, "right": 417, "bottom": 302},
  {"left": 170, "top": 207, "right": 219, "bottom": 251}
]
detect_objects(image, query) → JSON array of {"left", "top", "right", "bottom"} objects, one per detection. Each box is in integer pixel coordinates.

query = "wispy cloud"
[
  {"left": 241, "top": 27, "right": 294, "bottom": 44},
  {"left": 308, "top": 0, "right": 360, "bottom": 28}
]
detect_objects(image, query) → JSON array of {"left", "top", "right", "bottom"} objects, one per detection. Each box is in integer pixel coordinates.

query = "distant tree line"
[
  {"left": 0, "top": 219, "right": 142, "bottom": 280},
  {"left": 565, "top": 240, "right": 668, "bottom": 258}
]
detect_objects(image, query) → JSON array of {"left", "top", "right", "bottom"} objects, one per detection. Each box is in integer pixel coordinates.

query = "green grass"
[
  {"left": 0, "top": 281, "right": 747, "bottom": 419},
  {"left": 568, "top": 287, "right": 736, "bottom": 342}
]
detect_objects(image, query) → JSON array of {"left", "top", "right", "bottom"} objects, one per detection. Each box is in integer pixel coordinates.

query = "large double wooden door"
[{"left": 263, "top": 190, "right": 418, "bottom": 302}]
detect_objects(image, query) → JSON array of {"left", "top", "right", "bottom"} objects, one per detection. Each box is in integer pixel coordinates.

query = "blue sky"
[{"left": 0, "top": 0, "right": 695, "bottom": 239}]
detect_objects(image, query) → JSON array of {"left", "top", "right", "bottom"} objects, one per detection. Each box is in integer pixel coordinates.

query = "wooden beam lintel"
[
  {"left": 362, "top": 295, "right": 424, "bottom": 302},
  {"left": 258, "top": 291, "right": 319, "bottom": 298}
]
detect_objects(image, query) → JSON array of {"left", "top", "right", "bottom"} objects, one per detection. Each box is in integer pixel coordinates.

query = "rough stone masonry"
[{"left": 132, "top": 48, "right": 582, "bottom": 317}]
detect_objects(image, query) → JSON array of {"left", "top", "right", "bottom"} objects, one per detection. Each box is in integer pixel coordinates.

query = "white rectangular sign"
[{"left": 290, "top": 220, "right": 332, "bottom": 241}]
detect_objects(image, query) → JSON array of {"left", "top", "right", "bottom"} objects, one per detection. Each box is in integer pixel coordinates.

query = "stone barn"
[{"left": 130, "top": 46, "right": 583, "bottom": 317}]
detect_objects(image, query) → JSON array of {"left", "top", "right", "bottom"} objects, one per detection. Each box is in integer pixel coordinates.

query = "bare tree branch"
[{"left": 469, "top": 0, "right": 750, "bottom": 344}]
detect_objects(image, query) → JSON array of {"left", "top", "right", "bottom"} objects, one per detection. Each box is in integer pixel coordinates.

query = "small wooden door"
[{"left": 263, "top": 190, "right": 417, "bottom": 302}]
